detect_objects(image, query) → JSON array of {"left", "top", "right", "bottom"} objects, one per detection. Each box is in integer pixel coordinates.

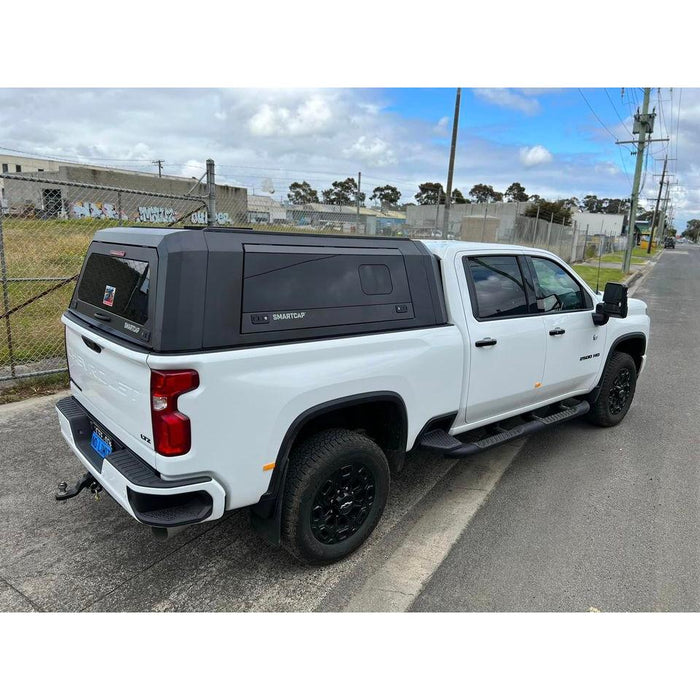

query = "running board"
[{"left": 419, "top": 400, "right": 590, "bottom": 458}]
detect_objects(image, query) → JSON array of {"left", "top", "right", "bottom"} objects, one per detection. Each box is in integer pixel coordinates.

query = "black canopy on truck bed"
[{"left": 68, "top": 227, "right": 449, "bottom": 353}]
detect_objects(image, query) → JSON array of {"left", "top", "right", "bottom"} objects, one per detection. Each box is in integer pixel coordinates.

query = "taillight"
[{"left": 150, "top": 369, "right": 199, "bottom": 456}]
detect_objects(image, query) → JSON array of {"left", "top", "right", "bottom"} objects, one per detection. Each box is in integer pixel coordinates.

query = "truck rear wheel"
[
  {"left": 281, "top": 428, "right": 390, "bottom": 564},
  {"left": 587, "top": 351, "right": 637, "bottom": 427}
]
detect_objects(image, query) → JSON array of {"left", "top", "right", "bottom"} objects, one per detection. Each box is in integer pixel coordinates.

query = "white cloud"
[
  {"left": 474, "top": 88, "right": 541, "bottom": 116},
  {"left": 248, "top": 96, "right": 333, "bottom": 136},
  {"left": 343, "top": 136, "right": 397, "bottom": 167},
  {"left": 434, "top": 116, "right": 449, "bottom": 135},
  {"left": 519, "top": 145, "right": 553, "bottom": 167}
]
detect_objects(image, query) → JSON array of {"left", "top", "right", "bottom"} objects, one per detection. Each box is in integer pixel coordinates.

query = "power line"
[
  {"left": 605, "top": 88, "right": 633, "bottom": 137},
  {"left": 578, "top": 89, "right": 632, "bottom": 151}
]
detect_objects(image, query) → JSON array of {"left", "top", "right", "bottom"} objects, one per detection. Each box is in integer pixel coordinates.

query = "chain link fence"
[{"left": 0, "top": 172, "right": 214, "bottom": 382}]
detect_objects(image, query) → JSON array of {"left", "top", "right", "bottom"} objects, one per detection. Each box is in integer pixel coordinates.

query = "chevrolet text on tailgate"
[{"left": 55, "top": 226, "right": 650, "bottom": 563}]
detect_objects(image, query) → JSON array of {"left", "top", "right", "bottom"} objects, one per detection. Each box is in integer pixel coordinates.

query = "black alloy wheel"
[
  {"left": 280, "top": 428, "right": 390, "bottom": 564},
  {"left": 608, "top": 367, "right": 632, "bottom": 415},
  {"left": 310, "top": 463, "right": 375, "bottom": 545}
]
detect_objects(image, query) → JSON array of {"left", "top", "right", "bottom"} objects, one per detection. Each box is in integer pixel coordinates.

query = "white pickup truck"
[{"left": 55, "top": 227, "right": 650, "bottom": 563}]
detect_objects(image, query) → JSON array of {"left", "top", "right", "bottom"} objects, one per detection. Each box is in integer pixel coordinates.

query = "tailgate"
[{"left": 64, "top": 315, "right": 154, "bottom": 463}]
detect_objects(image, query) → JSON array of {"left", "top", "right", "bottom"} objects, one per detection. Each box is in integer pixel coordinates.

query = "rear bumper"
[{"left": 56, "top": 396, "right": 226, "bottom": 527}]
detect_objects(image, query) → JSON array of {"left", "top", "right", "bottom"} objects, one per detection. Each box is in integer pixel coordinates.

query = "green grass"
[
  {"left": 0, "top": 371, "right": 69, "bottom": 405},
  {"left": 572, "top": 265, "right": 628, "bottom": 289},
  {"left": 598, "top": 246, "right": 653, "bottom": 265}
]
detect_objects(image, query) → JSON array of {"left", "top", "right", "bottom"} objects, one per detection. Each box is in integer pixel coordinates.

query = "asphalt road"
[
  {"left": 413, "top": 245, "right": 700, "bottom": 611},
  {"left": 0, "top": 246, "right": 696, "bottom": 612}
]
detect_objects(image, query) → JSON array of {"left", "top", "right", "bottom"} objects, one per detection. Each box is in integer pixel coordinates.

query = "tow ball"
[{"left": 55, "top": 473, "right": 103, "bottom": 501}]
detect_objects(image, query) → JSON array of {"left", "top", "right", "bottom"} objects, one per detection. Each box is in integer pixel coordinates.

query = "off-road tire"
[
  {"left": 281, "top": 428, "right": 390, "bottom": 564},
  {"left": 587, "top": 351, "right": 637, "bottom": 427}
]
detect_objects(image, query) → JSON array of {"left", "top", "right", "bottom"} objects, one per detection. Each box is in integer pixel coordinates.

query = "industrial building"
[
  {"left": 0, "top": 153, "right": 248, "bottom": 226},
  {"left": 0, "top": 153, "right": 407, "bottom": 236}
]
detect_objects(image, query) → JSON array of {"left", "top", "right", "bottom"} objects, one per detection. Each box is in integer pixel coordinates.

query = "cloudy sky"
[{"left": 0, "top": 87, "right": 693, "bottom": 229}]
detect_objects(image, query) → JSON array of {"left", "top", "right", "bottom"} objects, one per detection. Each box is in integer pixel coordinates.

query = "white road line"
[{"left": 343, "top": 439, "right": 526, "bottom": 612}]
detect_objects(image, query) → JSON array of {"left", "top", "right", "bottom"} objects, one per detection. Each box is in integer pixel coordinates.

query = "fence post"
[
  {"left": 117, "top": 191, "right": 123, "bottom": 226},
  {"left": 206, "top": 159, "right": 216, "bottom": 226},
  {"left": 0, "top": 209, "right": 16, "bottom": 378},
  {"left": 481, "top": 205, "right": 488, "bottom": 241},
  {"left": 583, "top": 224, "right": 590, "bottom": 259},
  {"left": 570, "top": 221, "right": 578, "bottom": 262}
]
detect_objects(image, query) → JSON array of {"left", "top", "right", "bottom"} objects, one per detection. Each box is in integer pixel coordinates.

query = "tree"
[
  {"left": 414, "top": 182, "right": 445, "bottom": 205},
  {"left": 523, "top": 199, "right": 572, "bottom": 225},
  {"left": 369, "top": 184, "right": 402, "bottom": 209},
  {"left": 561, "top": 196, "right": 581, "bottom": 211},
  {"left": 504, "top": 182, "right": 529, "bottom": 202},
  {"left": 451, "top": 188, "right": 468, "bottom": 204},
  {"left": 287, "top": 181, "right": 319, "bottom": 205},
  {"left": 684, "top": 219, "right": 700, "bottom": 242},
  {"left": 322, "top": 178, "right": 364, "bottom": 206},
  {"left": 468, "top": 183, "right": 503, "bottom": 203}
]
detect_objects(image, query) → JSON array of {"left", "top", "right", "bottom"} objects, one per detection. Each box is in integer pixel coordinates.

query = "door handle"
[
  {"left": 93, "top": 312, "right": 111, "bottom": 322},
  {"left": 475, "top": 337, "right": 497, "bottom": 347},
  {"left": 549, "top": 327, "right": 565, "bottom": 336}
]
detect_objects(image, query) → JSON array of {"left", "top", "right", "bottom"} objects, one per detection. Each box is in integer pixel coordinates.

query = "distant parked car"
[{"left": 664, "top": 236, "right": 676, "bottom": 249}]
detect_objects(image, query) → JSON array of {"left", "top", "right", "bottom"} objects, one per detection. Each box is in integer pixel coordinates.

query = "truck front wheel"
[
  {"left": 281, "top": 428, "right": 390, "bottom": 564},
  {"left": 587, "top": 351, "right": 638, "bottom": 427}
]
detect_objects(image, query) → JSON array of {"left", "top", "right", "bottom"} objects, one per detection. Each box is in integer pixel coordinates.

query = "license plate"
[{"left": 90, "top": 426, "right": 113, "bottom": 459}]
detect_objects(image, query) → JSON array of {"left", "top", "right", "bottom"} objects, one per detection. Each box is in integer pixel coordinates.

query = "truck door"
[
  {"left": 524, "top": 255, "right": 605, "bottom": 400},
  {"left": 457, "top": 254, "right": 546, "bottom": 424}
]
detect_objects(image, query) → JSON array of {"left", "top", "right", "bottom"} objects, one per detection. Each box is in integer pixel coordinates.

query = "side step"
[{"left": 419, "top": 400, "right": 590, "bottom": 458}]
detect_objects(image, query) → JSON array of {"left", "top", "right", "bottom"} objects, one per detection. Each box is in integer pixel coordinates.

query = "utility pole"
[
  {"left": 152, "top": 159, "right": 164, "bottom": 177},
  {"left": 619, "top": 88, "right": 652, "bottom": 274},
  {"left": 356, "top": 171, "right": 361, "bottom": 234},
  {"left": 658, "top": 181, "right": 671, "bottom": 241},
  {"left": 647, "top": 155, "right": 667, "bottom": 254},
  {"left": 442, "top": 87, "right": 462, "bottom": 239},
  {"left": 206, "top": 158, "right": 216, "bottom": 226}
]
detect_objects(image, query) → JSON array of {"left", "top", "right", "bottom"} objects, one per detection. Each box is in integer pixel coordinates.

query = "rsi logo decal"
[
  {"left": 272, "top": 311, "right": 306, "bottom": 321},
  {"left": 579, "top": 352, "right": 601, "bottom": 362},
  {"left": 124, "top": 321, "right": 140, "bottom": 333}
]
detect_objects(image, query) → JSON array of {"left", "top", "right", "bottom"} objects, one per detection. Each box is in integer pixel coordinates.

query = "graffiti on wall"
[
  {"left": 72, "top": 201, "right": 127, "bottom": 220},
  {"left": 137, "top": 206, "right": 177, "bottom": 224},
  {"left": 190, "top": 210, "right": 232, "bottom": 225}
]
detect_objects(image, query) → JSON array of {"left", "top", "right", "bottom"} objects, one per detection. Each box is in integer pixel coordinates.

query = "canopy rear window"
[{"left": 77, "top": 253, "right": 150, "bottom": 324}]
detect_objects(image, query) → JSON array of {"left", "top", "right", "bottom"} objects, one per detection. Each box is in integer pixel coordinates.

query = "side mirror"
[
  {"left": 592, "top": 302, "right": 608, "bottom": 326},
  {"left": 602, "top": 282, "right": 628, "bottom": 318}
]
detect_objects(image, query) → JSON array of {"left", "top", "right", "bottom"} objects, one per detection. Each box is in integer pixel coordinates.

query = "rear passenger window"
[{"left": 465, "top": 256, "right": 528, "bottom": 320}]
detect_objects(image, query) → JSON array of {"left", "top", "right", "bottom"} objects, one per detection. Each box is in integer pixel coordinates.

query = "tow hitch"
[{"left": 55, "top": 473, "right": 103, "bottom": 501}]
